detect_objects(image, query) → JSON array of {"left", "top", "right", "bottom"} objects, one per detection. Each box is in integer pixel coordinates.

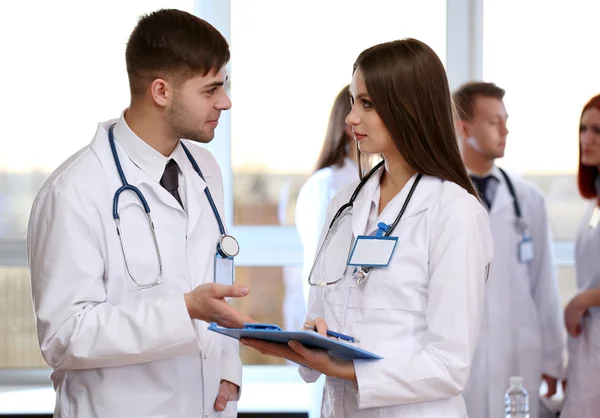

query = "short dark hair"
[
  {"left": 453, "top": 82, "right": 506, "bottom": 121},
  {"left": 125, "top": 9, "right": 230, "bottom": 97}
]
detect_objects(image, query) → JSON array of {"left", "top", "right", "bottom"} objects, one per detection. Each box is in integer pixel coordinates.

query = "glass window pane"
[
  {"left": 0, "top": 1, "right": 195, "bottom": 369},
  {"left": 0, "top": 267, "right": 45, "bottom": 368},
  {"left": 230, "top": 0, "right": 447, "bottom": 225},
  {"left": 0, "top": 0, "right": 194, "bottom": 240},
  {"left": 483, "top": 1, "right": 600, "bottom": 240}
]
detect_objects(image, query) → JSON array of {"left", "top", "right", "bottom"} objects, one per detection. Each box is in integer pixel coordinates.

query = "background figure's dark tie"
[
  {"left": 160, "top": 159, "right": 184, "bottom": 209},
  {"left": 470, "top": 175, "right": 493, "bottom": 210}
]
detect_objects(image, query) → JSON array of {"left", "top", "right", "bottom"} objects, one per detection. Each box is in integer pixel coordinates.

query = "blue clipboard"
[{"left": 208, "top": 323, "right": 382, "bottom": 361}]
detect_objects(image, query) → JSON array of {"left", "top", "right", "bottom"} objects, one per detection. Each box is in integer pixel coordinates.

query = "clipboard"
[{"left": 208, "top": 323, "right": 383, "bottom": 361}]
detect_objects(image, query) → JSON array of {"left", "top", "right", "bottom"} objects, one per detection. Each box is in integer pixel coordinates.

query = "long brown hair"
[
  {"left": 578, "top": 94, "right": 600, "bottom": 201},
  {"left": 353, "top": 38, "right": 478, "bottom": 197},
  {"left": 314, "top": 85, "right": 354, "bottom": 172}
]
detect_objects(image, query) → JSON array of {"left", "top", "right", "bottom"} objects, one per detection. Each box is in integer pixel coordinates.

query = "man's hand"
[
  {"left": 214, "top": 380, "right": 239, "bottom": 412},
  {"left": 184, "top": 283, "right": 254, "bottom": 328}
]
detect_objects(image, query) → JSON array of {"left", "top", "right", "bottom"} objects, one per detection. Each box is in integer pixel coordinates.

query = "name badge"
[
  {"left": 214, "top": 253, "right": 235, "bottom": 286},
  {"left": 347, "top": 235, "right": 398, "bottom": 267},
  {"left": 519, "top": 237, "right": 534, "bottom": 264}
]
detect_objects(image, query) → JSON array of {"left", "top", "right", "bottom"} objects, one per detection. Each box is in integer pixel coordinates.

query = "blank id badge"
[
  {"left": 519, "top": 236, "right": 534, "bottom": 264},
  {"left": 347, "top": 235, "right": 398, "bottom": 267},
  {"left": 214, "top": 253, "right": 235, "bottom": 286}
]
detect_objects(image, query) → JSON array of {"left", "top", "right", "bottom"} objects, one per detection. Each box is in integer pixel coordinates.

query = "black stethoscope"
[
  {"left": 108, "top": 123, "right": 239, "bottom": 289},
  {"left": 308, "top": 160, "right": 423, "bottom": 287},
  {"left": 496, "top": 167, "right": 527, "bottom": 235}
]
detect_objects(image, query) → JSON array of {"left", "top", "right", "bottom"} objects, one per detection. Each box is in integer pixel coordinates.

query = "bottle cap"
[{"left": 510, "top": 376, "right": 523, "bottom": 386}]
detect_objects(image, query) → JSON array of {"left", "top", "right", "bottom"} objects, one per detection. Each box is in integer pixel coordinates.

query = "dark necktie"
[
  {"left": 470, "top": 175, "right": 494, "bottom": 210},
  {"left": 160, "top": 159, "right": 184, "bottom": 209}
]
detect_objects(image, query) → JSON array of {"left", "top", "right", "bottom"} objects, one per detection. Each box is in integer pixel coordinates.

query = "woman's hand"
[
  {"left": 564, "top": 292, "right": 589, "bottom": 337},
  {"left": 240, "top": 317, "right": 357, "bottom": 382}
]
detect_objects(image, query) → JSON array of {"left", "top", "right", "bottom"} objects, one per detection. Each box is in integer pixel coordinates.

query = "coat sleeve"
[
  {"left": 353, "top": 196, "right": 493, "bottom": 409},
  {"left": 528, "top": 193, "right": 566, "bottom": 379},
  {"left": 28, "top": 188, "right": 199, "bottom": 370}
]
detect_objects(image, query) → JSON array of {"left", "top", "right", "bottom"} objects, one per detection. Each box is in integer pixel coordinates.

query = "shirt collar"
[
  {"left": 467, "top": 165, "right": 501, "bottom": 181},
  {"left": 112, "top": 111, "right": 170, "bottom": 183}
]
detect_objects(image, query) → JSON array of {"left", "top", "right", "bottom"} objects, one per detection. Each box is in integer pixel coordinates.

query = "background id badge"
[
  {"left": 519, "top": 237, "right": 534, "bottom": 264},
  {"left": 214, "top": 253, "right": 235, "bottom": 286},
  {"left": 347, "top": 236, "right": 398, "bottom": 267}
]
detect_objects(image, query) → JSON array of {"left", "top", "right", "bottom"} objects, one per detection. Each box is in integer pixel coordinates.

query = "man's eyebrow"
[{"left": 202, "top": 76, "right": 229, "bottom": 89}]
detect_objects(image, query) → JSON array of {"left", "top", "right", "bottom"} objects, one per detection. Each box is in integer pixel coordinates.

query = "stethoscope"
[
  {"left": 308, "top": 160, "right": 423, "bottom": 287},
  {"left": 496, "top": 167, "right": 527, "bottom": 235},
  {"left": 108, "top": 123, "right": 239, "bottom": 289}
]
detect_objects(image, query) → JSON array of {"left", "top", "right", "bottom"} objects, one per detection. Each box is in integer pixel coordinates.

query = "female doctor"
[
  {"left": 561, "top": 94, "right": 600, "bottom": 418},
  {"left": 242, "top": 38, "right": 493, "bottom": 417}
]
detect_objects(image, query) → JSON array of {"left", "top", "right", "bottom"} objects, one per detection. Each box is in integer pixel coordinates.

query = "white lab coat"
[
  {"left": 299, "top": 170, "right": 493, "bottom": 418},
  {"left": 295, "top": 158, "right": 358, "bottom": 303},
  {"left": 560, "top": 202, "right": 600, "bottom": 418},
  {"left": 463, "top": 167, "right": 565, "bottom": 418},
  {"left": 27, "top": 119, "right": 241, "bottom": 418}
]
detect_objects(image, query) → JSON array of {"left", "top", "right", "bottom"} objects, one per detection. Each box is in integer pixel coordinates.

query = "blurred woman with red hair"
[{"left": 561, "top": 94, "right": 600, "bottom": 417}]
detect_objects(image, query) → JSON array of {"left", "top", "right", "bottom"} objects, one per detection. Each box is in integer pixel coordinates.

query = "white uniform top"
[
  {"left": 295, "top": 158, "right": 358, "bottom": 302},
  {"left": 300, "top": 169, "right": 493, "bottom": 418},
  {"left": 561, "top": 201, "right": 600, "bottom": 418},
  {"left": 463, "top": 166, "right": 565, "bottom": 418},
  {"left": 27, "top": 116, "right": 241, "bottom": 418}
]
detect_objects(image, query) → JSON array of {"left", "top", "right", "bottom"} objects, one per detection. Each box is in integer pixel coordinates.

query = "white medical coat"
[
  {"left": 561, "top": 201, "right": 600, "bottom": 418},
  {"left": 27, "top": 119, "right": 241, "bottom": 418},
  {"left": 300, "top": 171, "right": 493, "bottom": 417},
  {"left": 463, "top": 167, "right": 565, "bottom": 418}
]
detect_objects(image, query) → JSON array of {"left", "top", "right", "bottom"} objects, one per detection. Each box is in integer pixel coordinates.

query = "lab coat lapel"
[
  {"left": 90, "top": 121, "right": 186, "bottom": 214},
  {"left": 351, "top": 169, "right": 382, "bottom": 239},
  {"left": 175, "top": 141, "right": 210, "bottom": 236},
  {"left": 490, "top": 167, "right": 513, "bottom": 216},
  {"left": 376, "top": 175, "right": 440, "bottom": 233}
]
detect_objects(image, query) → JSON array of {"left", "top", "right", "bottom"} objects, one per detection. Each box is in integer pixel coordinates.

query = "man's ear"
[
  {"left": 455, "top": 119, "right": 469, "bottom": 140},
  {"left": 149, "top": 78, "right": 174, "bottom": 108}
]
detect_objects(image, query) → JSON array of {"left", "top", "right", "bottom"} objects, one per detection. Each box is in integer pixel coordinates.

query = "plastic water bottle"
[{"left": 504, "top": 376, "right": 529, "bottom": 418}]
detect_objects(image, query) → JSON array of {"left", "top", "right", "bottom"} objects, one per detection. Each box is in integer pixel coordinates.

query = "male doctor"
[
  {"left": 454, "top": 82, "right": 565, "bottom": 418},
  {"left": 27, "top": 9, "right": 252, "bottom": 418}
]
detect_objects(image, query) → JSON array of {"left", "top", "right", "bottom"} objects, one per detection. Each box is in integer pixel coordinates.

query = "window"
[
  {"left": 0, "top": 0, "right": 195, "bottom": 369},
  {"left": 229, "top": 0, "right": 447, "bottom": 226},
  {"left": 483, "top": 0, "right": 600, "bottom": 241}
]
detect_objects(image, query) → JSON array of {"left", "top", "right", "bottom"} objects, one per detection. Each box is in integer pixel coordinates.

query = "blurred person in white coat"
[
  {"left": 241, "top": 38, "right": 493, "bottom": 418},
  {"left": 27, "top": 9, "right": 253, "bottom": 418},
  {"left": 561, "top": 93, "right": 600, "bottom": 418},
  {"left": 454, "top": 82, "right": 565, "bottom": 418}
]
